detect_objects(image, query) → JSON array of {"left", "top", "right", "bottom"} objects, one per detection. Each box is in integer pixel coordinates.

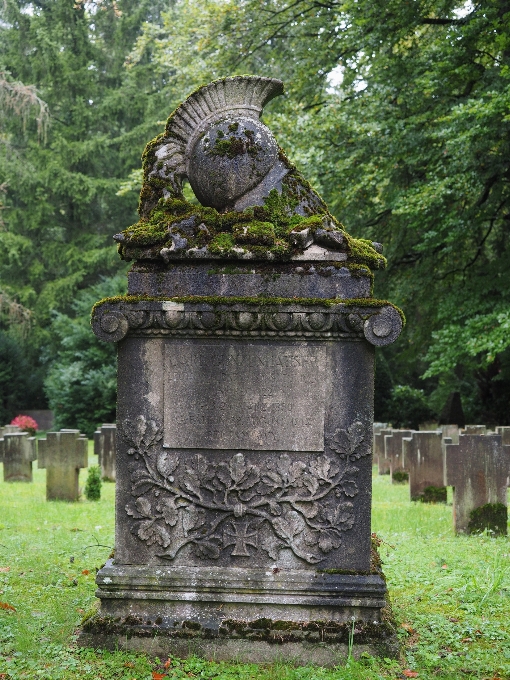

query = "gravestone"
[
  {"left": 82, "top": 76, "right": 403, "bottom": 663},
  {"left": 3, "top": 425, "right": 20, "bottom": 434},
  {"left": 444, "top": 434, "right": 510, "bottom": 534},
  {"left": 374, "top": 428, "right": 392, "bottom": 474},
  {"left": 93, "top": 423, "right": 117, "bottom": 481},
  {"left": 384, "top": 430, "right": 412, "bottom": 482},
  {"left": 441, "top": 424, "right": 459, "bottom": 444},
  {"left": 402, "top": 431, "right": 446, "bottom": 502},
  {"left": 38, "top": 430, "right": 88, "bottom": 501},
  {"left": 496, "top": 426, "right": 510, "bottom": 446},
  {"left": 438, "top": 391, "right": 465, "bottom": 428},
  {"left": 463, "top": 425, "right": 486, "bottom": 435},
  {"left": 372, "top": 423, "right": 388, "bottom": 467},
  {"left": 1, "top": 432, "right": 37, "bottom": 482}
]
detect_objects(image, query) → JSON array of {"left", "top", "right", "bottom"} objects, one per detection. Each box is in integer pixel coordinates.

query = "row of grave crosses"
[
  {"left": 0, "top": 423, "right": 116, "bottom": 500},
  {"left": 373, "top": 424, "right": 510, "bottom": 534}
]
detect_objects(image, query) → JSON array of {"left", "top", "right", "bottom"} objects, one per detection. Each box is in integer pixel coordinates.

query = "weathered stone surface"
[
  {"left": 94, "top": 424, "right": 116, "bottom": 482},
  {"left": 384, "top": 430, "right": 412, "bottom": 482},
  {"left": 496, "top": 426, "right": 510, "bottom": 445},
  {"left": 463, "top": 425, "right": 486, "bottom": 435},
  {"left": 374, "top": 428, "right": 392, "bottom": 474},
  {"left": 444, "top": 434, "right": 510, "bottom": 534},
  {"left": 38, "top": 430, "right": 88, "bottom": 501},
  {"left": 402, "top": 431, "right": 446, "bottom": 502},
  {"left": 1, "top": 432, "right": 36, "bottom": 482},
  {"left": 24, "top": 409, "right": 54, "bottom": 431},
  {"left": 83, "top": 75, "right": 403, "bottom": 660},
  {"left": 441, "top": 424, "right": 459, "bottom": 444},
  {"left": 127, "top": 262, "right": 370, "bottom": 300}
]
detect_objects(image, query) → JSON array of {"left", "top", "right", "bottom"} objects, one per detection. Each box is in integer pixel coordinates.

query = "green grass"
[{"left": 0, "top": 456, "right": 508, "bottom": 679}]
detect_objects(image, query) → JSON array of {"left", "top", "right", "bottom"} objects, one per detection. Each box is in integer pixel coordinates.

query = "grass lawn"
[{"left": 0, "top": 449, "right": 508, "bottom": 680}]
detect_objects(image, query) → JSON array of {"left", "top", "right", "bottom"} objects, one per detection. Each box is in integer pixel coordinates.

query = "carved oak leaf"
[
  {"left": 156, "top": 497, "right": 179, "bottom": 526},
  {"left": 260, "top": 470, "right": 283, "bottom": 490},
  {"left": 138, "top": 520, "right": 171, "bottom": 547},
  {"left": 229, "top": 454, "right": 260, "bottom": 490},
  {"left": 272, "top": 509, "right": 306, "bottom": 541},
  {"left": 181, "top": 505, "right": 205, "bottom": 536},
  {"left": 142, "top": 419, "right": 163, "bottom": 449},
  {"left": 293, "top": 500, "right": 319, "bottom": 519},
  {"left": 156, "top": 451, "right": 179, "bottom": 480},
  {"left": 181, "top": 467, "right": 201, "bottom": 496},
  {"left": 318, "top": 532, "right": 342, "bottom": 553},
  {"left": 259, "top": 532, "right": 285, "bottom": 561},
  {"left": 340, "top": 479, "right": 358, "bottom": 498},
  {"left": 328, "top": 429, "right": 350, "bottom": 457},
  {"left": 229, "top": 453, "right": 247, "bottom": 484},
  {"left": 309, "top": 455, "right": 331, "bottom": 481},
  {"left": 302, "top": 474, "right": 319, "bottom": 496},
  {"left": 135, "top": 496, "right": 152, "bottom": 517},
  {"left": 347, "top": 421, "right": 364, "bottom": 452}
]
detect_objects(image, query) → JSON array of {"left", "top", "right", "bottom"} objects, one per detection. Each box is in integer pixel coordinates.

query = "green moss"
[
  {"left": 346, "top": 236, "right": 387, "bottom": 270},
  {"left": 233, "top": 221, "right": 275, "bottom": 246},
  {"left": 419, "top": 486, "right": 447, "bottom": 503},
  {"left": 209, "top": 232, "right": 235, "bottom": 254},
  {"left": 392, "top": 470, "right": 409, "bottom": 483},
  {"left": 468, "top": 502, "right": 508, "bottom": 536},
  {"left": 91, "top": 295, "right": 405, "bottom": 327}
]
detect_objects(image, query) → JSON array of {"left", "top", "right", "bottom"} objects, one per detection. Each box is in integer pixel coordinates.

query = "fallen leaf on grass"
[
  {"left": 152, "top": 673, "right": 166, "bottom": 680},
  {"left": 0, "top": 567, "right": 10, "bottom": 573},
  {"left": 81, "top": 570, "right": 90, "bottom": 575},
  {"left": 462, "top": 637, "right": 473, "bottom": 643},
  {"left": 403, "top": 671, "right": 418, "bottom": 678},
  {"left": 401, "top": 623, "right": 415, "bottom": 634},
  {"left": 124, "top": 662, "right": 135, "bottom": 668},
  {"left": 0, "top": 601, "right": 16, "bottom": 611}
]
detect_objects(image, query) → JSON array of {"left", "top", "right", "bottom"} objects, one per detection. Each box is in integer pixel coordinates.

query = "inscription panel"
[{"left": 164, "top": 341, "right": 327, "bottom": 451}]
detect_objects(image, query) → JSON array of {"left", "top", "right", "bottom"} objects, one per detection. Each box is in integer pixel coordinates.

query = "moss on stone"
[
  {"left": 233, "top": 221, "right": 275, "bottom": 246},
  {"left": 419, "top": 486, "right": 447, "bottom": 503},
  {"left": 91, "top": 294, "right": 406, "bottom": 326},
  {"left": 468, "top": 502, "right": 508, "bottom": 536}
]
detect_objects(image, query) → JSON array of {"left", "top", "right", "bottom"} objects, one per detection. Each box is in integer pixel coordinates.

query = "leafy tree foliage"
[{"left": 43, "top": 273, "right": 125, "bottom": 436}]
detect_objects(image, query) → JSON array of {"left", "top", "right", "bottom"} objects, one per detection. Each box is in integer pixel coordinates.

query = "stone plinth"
[
  {"left": 444, "top": 434, "right": 510, "bottom": 534},
  {"left": 402, "top": 431, "right": 446, "bottom": 502},
  {"left": 38, "top": 430, "right": 88, "bottom": 501},
  {"left": 1, "top": 432, "right": 36, "bottom": 482},
  {"left": 496, "top": 426, "right": 510, "bottom": 445},
  {"left": 94, "top": 424, "right": 117, "bottom": 481},
  {"left": 384, "top": 430, "right": 412, "bottom": 482}
]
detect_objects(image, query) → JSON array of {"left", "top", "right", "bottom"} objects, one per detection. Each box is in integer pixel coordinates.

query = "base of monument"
[{"left": 78, "top": 561, "right": 400, "bottom": 664}]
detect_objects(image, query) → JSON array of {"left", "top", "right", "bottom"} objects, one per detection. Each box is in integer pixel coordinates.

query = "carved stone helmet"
[{"left": 155, "top": 76, "right": 284, "bottom": 211}]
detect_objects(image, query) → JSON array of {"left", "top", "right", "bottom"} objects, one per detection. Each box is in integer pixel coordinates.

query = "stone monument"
[
  {"left": 38, "top": 429, "right": 88, "bottom": 501},
  {"left": 384, "top": 430, "right": 412, "bottom": 482},
  {"left": 83, "top": 76, "right": 403, "bottom": 662},
  {"left": 374, "top": 428, "right": 391, "bottom": 474},
  {"left": 0, "top": 432, "right": 37, "bottom": 482},
  {"left": 94, "top": 423, "right": 117, "bottom": 481}
]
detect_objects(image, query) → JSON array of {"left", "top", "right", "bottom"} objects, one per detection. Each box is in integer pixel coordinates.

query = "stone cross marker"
[
  {"left": 0, "top": 432, "right": 37, "bottom": 482},
  {"left": 402, "top": 431, "right": 446, "bottom": 502},
  {"left": 444, "top": 434, "right": 510, "bottom": 534},
  {"left": 84, "top": 76, "right": 403, "bottom": 663},
  {"left": 38, "top": 430, "right": 88, "bottom": 501},
  {"left": 384, "top": 430, "right": 412, "bottom": 482},
  {"left": 93, "top": 424, "right": 116, "bottom": 481}
]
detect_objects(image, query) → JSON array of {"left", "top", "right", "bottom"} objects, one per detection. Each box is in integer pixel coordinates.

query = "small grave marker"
[
  {"left": 1, "top": 432, "right": 37, "bottom": 482},
  {"left": 444, "top": 434, "right": 510, "bottom": 534},
  {"left": 93, "top": 424, "right": 116, "bottom": 481},
  {"left": 374, "top": 428, "right": 392, "bottom": 474},
  {"left": 384, "top": 430, "right": 412, "bottom": 482},
  {"left": 463, "top": 425, "right": 486, "bottom": 435},
  {"left": 402, "top": 431, "right": 446, "bottom": 502},
  {"left": 38, "top": 430, "right": 88, "bottom": 501}
]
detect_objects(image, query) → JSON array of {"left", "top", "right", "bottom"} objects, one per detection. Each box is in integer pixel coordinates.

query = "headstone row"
[{"left": 372, "top": 423, "right": 510, "bottom": 534}]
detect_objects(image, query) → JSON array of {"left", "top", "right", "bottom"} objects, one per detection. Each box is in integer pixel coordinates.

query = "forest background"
[{"left": 1, "top": 0, "right": 509, "bottom": 436}]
